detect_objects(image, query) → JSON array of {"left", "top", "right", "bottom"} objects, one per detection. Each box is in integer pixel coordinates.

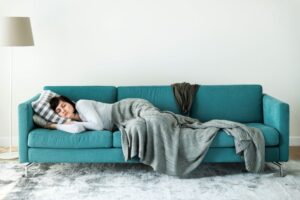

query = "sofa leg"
[
  {"left": 22, "top": 162, "right": 34, "bottom": 178},
  {"left": 272, "top": 162, "right": 284, "bottom": 177}
]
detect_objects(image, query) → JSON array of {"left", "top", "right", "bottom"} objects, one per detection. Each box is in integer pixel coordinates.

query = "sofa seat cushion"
[
  {"left": 28, "top": 128, "right": 113, "bottom": 148},
  {"left": 112, "top": 123, "right": 279, "bottom": 148}
]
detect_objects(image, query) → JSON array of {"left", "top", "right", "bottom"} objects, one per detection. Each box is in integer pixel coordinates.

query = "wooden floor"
[
  {"left": 0, "top": 146, "right": 299, "bottom": 161},
  {"left": 290, "top": 147, "right": 300, "bottom": 160},
  {"left": 0, "top": 146, "right": 18, "bottom": 154}
]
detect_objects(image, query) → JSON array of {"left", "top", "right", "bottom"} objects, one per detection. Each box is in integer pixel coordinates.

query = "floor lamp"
[{"left": 0, "top": 17, "right": 34, "bottom": 159}]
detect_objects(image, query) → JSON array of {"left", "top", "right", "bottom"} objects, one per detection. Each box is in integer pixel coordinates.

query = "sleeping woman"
[{"left": 44, "top": 96, "right": 116, "bottom": 133}]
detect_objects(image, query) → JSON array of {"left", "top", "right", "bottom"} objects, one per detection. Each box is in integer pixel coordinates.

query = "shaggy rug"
[{"left": 1, "top": 161, "right": 300, "bottom": 200}]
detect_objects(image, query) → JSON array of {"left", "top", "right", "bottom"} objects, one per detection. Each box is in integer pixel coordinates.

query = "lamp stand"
[{"left": 0, "top": 47, "right": 19, "bottom": 160}]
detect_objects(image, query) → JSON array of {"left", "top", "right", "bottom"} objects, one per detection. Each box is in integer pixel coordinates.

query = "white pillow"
[{"left": 31, "top": 90, "right": 70, "bottom": 124}]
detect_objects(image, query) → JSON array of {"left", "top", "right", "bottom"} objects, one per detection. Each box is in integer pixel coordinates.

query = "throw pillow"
[
  {"left": 33, "top": 114, "right": 48, "bottom": 128},
  {"left": 31, "top": 90, "right": 70, "bottom": 124}
]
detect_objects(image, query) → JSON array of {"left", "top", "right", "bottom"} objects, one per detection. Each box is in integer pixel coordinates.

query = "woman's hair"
[{"left": 49, "top": 95, "right": 77, "bottom": 114}]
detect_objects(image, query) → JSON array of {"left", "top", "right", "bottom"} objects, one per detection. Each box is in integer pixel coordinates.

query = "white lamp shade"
[{"left": 1, "top": 17, "right": 34, "bottom": 46}]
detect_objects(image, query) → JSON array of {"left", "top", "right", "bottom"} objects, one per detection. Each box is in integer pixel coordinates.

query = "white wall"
[{"left": 0, "top": 0, "right": 299, "bottom": 146}]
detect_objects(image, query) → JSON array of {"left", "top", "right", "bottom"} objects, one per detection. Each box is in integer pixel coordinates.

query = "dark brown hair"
[{"left": 49, "top": 96, "right": 78, "bottom": 114}]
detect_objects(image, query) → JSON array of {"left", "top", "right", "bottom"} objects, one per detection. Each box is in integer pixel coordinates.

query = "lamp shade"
[{"left": 1, "top": 17, "right": 34, "bottom": 46}]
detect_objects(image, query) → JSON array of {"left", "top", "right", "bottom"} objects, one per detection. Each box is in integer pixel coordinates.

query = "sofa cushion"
[
  {"left": 117, "top": 86, "right": 181, "bottom": 114},
  {"left": 28, "top": 128, "right": 113, "bottom": 148},
  {"left": 43, "top": 86, "right": 117, "bottom": 103},
  {"left": 112, "top": 123, "right": 279, "bottom": 148},
  {"left": 190, "top": 85, "right": 263, "bottom": 123}
]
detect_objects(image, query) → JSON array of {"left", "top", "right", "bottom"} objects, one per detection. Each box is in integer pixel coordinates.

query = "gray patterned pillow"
[{"left": 31, "top": 90, "right": 69, "bottom": 124}]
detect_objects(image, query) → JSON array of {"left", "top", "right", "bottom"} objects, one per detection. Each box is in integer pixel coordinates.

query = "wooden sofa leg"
[
  {"left": 22, "top": 162, "right": 34, "bottom": 178},
  {"left": 272, "top": 162, "right": 284, "bottom": 177}
]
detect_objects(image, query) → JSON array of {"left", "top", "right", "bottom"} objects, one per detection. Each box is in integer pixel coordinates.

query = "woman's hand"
[
  {"left": 64, "top": 121, "right": 74, "bottom": 125},
  {"left": 45, "top": 122, "right": 57, "bottom": 129},
  {"left": 45, "top": 121, "right": 73, "bottom": 129}
]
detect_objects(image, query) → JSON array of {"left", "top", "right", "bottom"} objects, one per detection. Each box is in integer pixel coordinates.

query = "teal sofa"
[{"left": 18, "top": 85, "right": 289, "bottom": 176}]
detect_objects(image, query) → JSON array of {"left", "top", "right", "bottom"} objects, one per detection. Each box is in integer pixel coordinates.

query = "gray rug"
[{"left": 1, "top": 161, "right": 300, "bottom": 200}]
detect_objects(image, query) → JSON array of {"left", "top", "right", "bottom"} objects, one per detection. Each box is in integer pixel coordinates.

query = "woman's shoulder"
[{"left": 76, "top": 99, "right": 96, "bottom": 108}]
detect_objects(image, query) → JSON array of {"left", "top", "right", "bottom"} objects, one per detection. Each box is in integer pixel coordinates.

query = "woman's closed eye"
[
  {"left": 56, "top": 108, "right": 61, "bottom": 114},
  {"left": 56, "top": 103, "right": 65, "bottom": 114}
]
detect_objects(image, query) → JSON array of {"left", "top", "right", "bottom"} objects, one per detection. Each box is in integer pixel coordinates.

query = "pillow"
[
  {"left": 33, "top": 114, "right": 48, "bottom": 128},
  {"left": 31, "top": 90, "right": 70, "bottom": 124}
]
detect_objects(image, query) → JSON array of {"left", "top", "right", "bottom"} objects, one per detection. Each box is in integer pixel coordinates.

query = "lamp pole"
[
  {"left": 0, "top": 17, "right": 34, "bottom": 160},
  {"left": 9, "top": 47, "right": 15, "bottom": 155}
]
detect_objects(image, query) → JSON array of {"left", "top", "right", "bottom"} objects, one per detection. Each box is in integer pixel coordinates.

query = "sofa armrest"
[
  {"left": 263, "top": 94, "right": 289, "bottom": 161},
  {"left": 18, "top": 93, "right": 40, "bottom": 163}
]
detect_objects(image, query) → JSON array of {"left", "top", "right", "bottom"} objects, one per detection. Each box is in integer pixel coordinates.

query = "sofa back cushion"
[
  {"left": 44, "top": 85, "right": 263, "bottom": 123},
  {"left": 43, "top": 86, "right": 117, "bottom": 103},
  {"left": 117, "top": 86, "right": 181, "bottom": 114},
  {"left": 118, "top": 85, "right": 263, "bottom": 123},
  {"left": 190, "top": 85, "right": 263, "bottom": 123}
]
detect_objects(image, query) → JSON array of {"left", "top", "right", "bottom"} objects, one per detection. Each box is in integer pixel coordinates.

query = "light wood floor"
[{"left": 1, "top": 146, "right": 300, "bottom": 161}]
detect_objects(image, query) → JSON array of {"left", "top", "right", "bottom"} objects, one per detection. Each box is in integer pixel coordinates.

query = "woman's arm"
[
  {"left": 47, "top": 122, "right": 86, "bottom": 134},
  {"left": 69, "top": 121, "right": 104, "bottom": 131},
  {"left": 33, "top": 114, "right": 85, "bottom": 133},
  {"left": 75, "top": 100, "right": 104, "bottom": 130}
]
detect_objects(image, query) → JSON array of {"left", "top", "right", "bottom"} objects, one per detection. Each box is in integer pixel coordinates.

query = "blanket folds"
[{"left": 112, "top": 98, "right": 265, "bottom": 176}]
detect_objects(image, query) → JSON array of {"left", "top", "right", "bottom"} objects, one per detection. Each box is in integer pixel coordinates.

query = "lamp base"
[{"left": 0, "top": 151, "right": 19, "bottom": 160}]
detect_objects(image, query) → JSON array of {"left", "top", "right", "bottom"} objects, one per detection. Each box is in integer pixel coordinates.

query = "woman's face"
[{"left": 55, "top": 100, "right": 75, "bottom": 119}]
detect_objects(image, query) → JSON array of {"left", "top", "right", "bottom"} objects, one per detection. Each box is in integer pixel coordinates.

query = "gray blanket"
[{"left": 111, "top": 98, "right": 265, "bottom": 176}]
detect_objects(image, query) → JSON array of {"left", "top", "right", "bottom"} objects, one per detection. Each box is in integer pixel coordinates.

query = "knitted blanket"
[{"left": 111, "top": 98, "right": 265, "bottom": 176}]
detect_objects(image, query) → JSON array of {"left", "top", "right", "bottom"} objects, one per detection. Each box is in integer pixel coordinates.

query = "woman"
[{"left": 45, "top": 96, "right": 116, "bottom": 133}]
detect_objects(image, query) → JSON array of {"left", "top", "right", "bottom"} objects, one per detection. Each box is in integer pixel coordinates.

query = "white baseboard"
[
  {"left": 290, "top": 136, "right": 300, "bottom": 146},
  {"left": 0, "top": 137, "right": 18, "bottom": 147},
  {"left": 1, "top": 136, "right": 300, "bottom": 147}
]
